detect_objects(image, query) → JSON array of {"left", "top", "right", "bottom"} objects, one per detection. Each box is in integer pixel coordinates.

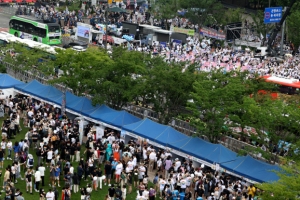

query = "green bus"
[{"left": 9, "top": 15, "right": 62, "bottom": 45}]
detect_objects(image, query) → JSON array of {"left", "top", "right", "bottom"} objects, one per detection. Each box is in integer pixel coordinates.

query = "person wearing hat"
[{"left": 26, "top": 154, "right": 34, "bottom": 169}]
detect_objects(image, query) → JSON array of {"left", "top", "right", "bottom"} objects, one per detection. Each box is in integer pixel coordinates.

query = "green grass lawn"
[{"left": 0, "top": 119, "right": 144, "bottom": 200}]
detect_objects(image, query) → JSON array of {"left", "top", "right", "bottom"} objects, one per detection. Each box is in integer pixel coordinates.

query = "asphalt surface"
[{"left": 0, "top": 5, "right": 17, "bottom": 29}]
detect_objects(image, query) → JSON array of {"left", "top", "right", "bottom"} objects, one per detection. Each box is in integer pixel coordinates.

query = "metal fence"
[
  {"left": 1, "top": 61, "right": 71, "bottom": 92},
  {"left": 219, "top": 135, "right": 280, "bottom": 164}
]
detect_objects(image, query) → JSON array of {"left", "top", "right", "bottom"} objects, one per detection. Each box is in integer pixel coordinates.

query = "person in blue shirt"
[
  {"left": 13, "top": 142, "right": 20, "bottom": 154},
  {"left": 111, "top": 159, "right": 118, "bottom": 180},
  {"left": 54, "top": 165, "right": 61, "bottom": 187}
]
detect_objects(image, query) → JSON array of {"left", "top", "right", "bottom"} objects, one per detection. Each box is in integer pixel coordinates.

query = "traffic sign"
[{"left": 264, "top": 7, "right": 283, "bottom": 24}]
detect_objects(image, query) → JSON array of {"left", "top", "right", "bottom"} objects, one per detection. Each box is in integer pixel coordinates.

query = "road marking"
[{"left": 0, "top": 27, "right": 9, "bottom": 32}]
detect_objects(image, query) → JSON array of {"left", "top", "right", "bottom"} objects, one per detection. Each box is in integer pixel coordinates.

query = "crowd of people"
[
  {"left": 0, "top": 92, "right": 266, "bottom": 200},
  {"left": 13, "top": 1, "right": 300, "bottom": 81}
]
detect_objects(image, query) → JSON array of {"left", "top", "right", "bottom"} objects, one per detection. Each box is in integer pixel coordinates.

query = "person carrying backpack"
[{"left": 26, "top": 154, "right": 34, "bottom": 169}]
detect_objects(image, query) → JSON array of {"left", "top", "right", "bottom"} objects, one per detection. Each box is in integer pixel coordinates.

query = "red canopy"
[{"left": 263, "top": 75, "right": 300, "bottom": 88}]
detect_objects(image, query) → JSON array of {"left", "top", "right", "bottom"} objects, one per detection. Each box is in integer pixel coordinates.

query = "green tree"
[
  {"left": 188, "top": 71, "right": 277, "bottom": 143},
  {"left": 256, "top": 161, "right": 300, "bottom": 199},
  {"left": 150, "top": 0, "right": 180, "bottom": 29},
  {"left": 221, "top": 8, "right": 245, "bottom": 25},
  {"left": 144, "top": 57, "right": 196, "bottom": 124},
  {"left": 287, "top": 5, "right": 300, "bottom": 48},
  {"left": 91, "top": 47, "right": 147, "bottom": 110},
  {"left": 2, "top": 43, "right": 46, "bottom": 77},
  {"left": 52, "top": 47, "right": 112, "bottom": 96},
  {"left": 179, "top": 0, "right": 224, "bottom": 27},
  {"left": 188, "top": 71, "right": 245, "bottom": 143}
]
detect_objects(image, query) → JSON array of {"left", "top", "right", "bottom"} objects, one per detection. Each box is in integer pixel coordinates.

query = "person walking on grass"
[
  {"left": 54, "top": 164, "right": 61, "bottom": 187},
  {"left": 25, "top": 168, "right": 33, "bottom": 194},
  {"left": 35, "top": 166, "right": 41, "bottom": 192},
  {"left": 0, "top": 148, "right": 4, "bottom": 168},
  {"left": 38, "top": 163, "right": 45, "bottom": 187},
  {"left": 49, "top": 164, "right": 56, "bottom": 187},
  {"left": 6, "top": 139, "right": 13, "bottom": 160}
]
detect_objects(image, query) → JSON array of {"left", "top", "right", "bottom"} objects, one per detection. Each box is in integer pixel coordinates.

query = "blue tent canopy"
[
  {"left": 66, "top": 96, "right": 99, "bottom": 115},
  {"left": 179, "top": 137, "right": 217, "bottom": 159},
  {"left": 88, "top": 105, "right": 116, "bottom": 121},
  {"left": 37, "top": 85, "right": 63, "bottom": 103},
  {"left": 100, "top": 110, "right": 141, "bottom": 128},
  {"left": 0, "top": 74, "right": 23, "bottom": 89},
  {"left": 206, "top": 144, "right": 237, "bottom": 164},
  {"left": 14, "top": 80, "right": 47, "bottom": 97},
  {"left": 220, "top": 155, "right": 280, "bottom": 183},
  {"left": 49, "top": 91, "right": 79, "bottom": 107},
  {"left": 122, "top": 118, "right": 190, "bottom": 146}
]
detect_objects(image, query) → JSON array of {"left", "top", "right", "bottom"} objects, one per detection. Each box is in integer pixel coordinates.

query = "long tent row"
[{"left": 0, "top": 73, "right": 280, "bottom": 183}]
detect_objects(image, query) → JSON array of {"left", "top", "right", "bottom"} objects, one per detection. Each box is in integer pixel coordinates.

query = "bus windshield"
[{"left": 48, "top": 25, "right": 61, "bottom": 33}]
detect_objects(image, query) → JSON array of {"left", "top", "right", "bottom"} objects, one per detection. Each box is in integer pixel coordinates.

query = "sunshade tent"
[
  {"left": 220, "top": 155, "right": 280, "bottom": 183},
  {"left": 122, "top": 118, "right": 190, "bottom": 147},
  {"left": 48, "top": 91, "right": 78, "bottom": 107},
  {"left": 205, "top": 144, "right": 238, "bottom": 164},
  {"left": 98, "top": 110, "right": 141, "bottom": 128},
  {"left": 36, "top": 85, "right": 63, "bottom": 104},
  {"left": 14, "top": 80, "right": 47, "bottom": 97},
  {"left": 0, "top": 74, "right": 23, "bottom": 89},
  {"left": 66, "top": 97, "right": 99, "bottom": 116},
  {"left": 178, "top": 137, "right": 218, "bottom": 160},
  {"left": 88, "top": 104, "right": 117, "bottom": 121}
]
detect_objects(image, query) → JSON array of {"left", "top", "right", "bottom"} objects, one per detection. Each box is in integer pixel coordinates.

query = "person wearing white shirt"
[
  {"left": 148, "top": 151, "right": 156, "bottom": 172},
  {"left": 174, "top": 158, "right": 181, "bottom": 172},
  {"left": 6, "top": 140, "right": 12, "bottom": 160},
  {"left": 132, "top": 156, "right": 137, "bottom": 167},
  {"left": 35, "top": 169, "right": 41, "bottom": 192},
  {"left": 46, "top": 189, "right": 55, "bottom": 200},
  {"left": 38, "top": 164, "right": 46, "bottom": 186},
  {"left": 115, "top": 161, "right": 123, "bottom": 184},
  {"left": 127, "top": 160, "right": 134, "bottom": 172},
  {"left": 47, "top": 149, "right": 53, "bottom": 167},
  {"left": 180, "top": 178, "right": 187, "bottom": 192},
  {"left": 107, "top": 134, "right": 115, "bottom": 144},
  {"left": 157, "top": 158, "right": 162, "bottom": 171},
  {"left": 142, "top": 188, "right": 149, "bottom": 200},
  {"left": 69, "top": 164, "right": 74, "bottom": 175},
  {"left": 22, "top": 141, "right": 29, "bottom": 154},
  {"left": 159, "top": 178, "right": 166, "bottom": 198}
]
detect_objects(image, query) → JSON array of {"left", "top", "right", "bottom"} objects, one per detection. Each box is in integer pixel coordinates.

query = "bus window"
[
  {"left": 34, "top": 27, "right": 46, "bottom": 38},
  {"left": 48, "top": 25, "right": 60, "bottom": 33}
]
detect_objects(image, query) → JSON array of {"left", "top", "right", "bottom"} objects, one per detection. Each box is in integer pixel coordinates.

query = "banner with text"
[
  {"left": 199, "top": 27, "right": 226, "bottom": 40},
  {"left": 171, "top": 27, "right": 195, "bottom": 36}
]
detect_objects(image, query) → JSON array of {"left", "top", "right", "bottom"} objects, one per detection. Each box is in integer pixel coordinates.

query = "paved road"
[{"left": 0, "top": 6, "right": 17, "bottom": 29}]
